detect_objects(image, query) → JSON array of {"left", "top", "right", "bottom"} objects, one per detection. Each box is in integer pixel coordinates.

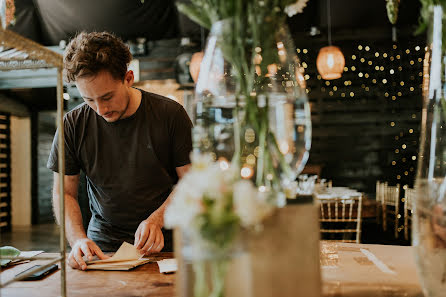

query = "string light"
[{"left": 303, "top": 43, "right": 423, "bottom": 187}]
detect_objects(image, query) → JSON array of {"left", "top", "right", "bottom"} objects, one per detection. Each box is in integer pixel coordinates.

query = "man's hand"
[
  {"left": 134, "top": 214, "right": 164, "bottom": 255},
  {"left": 68, "top": 238, "right": 109, "bottom": 270}
]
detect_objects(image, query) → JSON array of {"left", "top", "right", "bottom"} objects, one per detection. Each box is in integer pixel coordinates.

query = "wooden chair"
[
  {"left": 382, "top": 183, "right": 401, "bottom": 238},
  {"left": 404, "top": 186, "right": 415, "bottom": 241},
  {"left": 375, "top": 181, "right": 387, "bottom": 226},
  {"left": 318, "top": 195, "right": 363, "bottom": 243}
]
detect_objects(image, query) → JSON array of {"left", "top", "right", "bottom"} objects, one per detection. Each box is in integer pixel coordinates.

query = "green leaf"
[
  {"left": 0, "top": 246, "right": 20, "bottom": 266},
  {"left": 176, "top": 3, "right": 213, "bottom": 30}
]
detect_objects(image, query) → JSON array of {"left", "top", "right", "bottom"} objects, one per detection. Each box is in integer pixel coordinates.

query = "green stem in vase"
[
  {"left": 255, "top": 95, "right": 269, "bottom": 187},
  {"left": 209, "top": 259, "right": 229, "bottom": 297},
  {"left": 256, "top": 111, "right": 267, "bottom": 187},
  {"left": 268, "top": 131, "right": 295, "bottom": 181},
  {"left": 193, "top": 261, "right": 209, "bottom": 297}
]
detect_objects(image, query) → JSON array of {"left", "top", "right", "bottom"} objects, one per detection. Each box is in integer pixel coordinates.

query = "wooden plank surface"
[
  {"left": 0, "top": 243, "right": 423, "bottom": 297},
  {"left": 0, "top": 252, "right": 175, "bottom": 297},
  {"left": 321, "top": 242, "right": 422, "bottom": 297}
]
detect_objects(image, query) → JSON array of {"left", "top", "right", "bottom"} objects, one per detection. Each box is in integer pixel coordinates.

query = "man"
[{"left": 47, "top": 32, "right": 192, "bottom": 270}]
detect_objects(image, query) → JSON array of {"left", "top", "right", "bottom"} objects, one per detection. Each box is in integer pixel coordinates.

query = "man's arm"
[
  {"left": 52, "top": 172, "right": 108, "bottom": 269},
  {"left": 134, "top": 164, "right": 191, "bottom": 253},
  {"left": 52, "top": 173, "right": 85, "bottom": 245}
]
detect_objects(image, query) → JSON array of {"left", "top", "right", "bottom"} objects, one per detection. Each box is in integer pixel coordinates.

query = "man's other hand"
[
  {"left": 134, "top": 215, "right": 164, "bottom": 255},
  {"left": 68, "top": 238, "right": 109, "bottom": 270}
]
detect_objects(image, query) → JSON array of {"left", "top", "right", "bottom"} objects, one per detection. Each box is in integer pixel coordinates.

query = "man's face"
[{"left": 75, "top": 70, "right": 133, "bottom": 122}]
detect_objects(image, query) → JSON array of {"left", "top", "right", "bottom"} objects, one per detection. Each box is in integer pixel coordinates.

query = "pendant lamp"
[{"left": 316, "top": 0, "right": 345, "bottom": 80}]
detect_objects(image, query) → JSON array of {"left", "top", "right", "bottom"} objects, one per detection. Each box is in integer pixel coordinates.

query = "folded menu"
[
  {"left": 157, "top": 258, "right": 177, "bottom": 274},
  {"left": 86, "top": 242, "right": 151, "bottom": 271}
]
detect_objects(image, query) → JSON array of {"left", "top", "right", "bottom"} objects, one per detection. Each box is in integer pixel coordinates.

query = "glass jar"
[
  {"left": 193, "top": 19, "right": 311, "bottom": 204},
  {"left": 413, "top": 5, "right": 446, "bottom": 297},
  {"left": 178, "top": 229, "right": 246, "bottom": 297}
]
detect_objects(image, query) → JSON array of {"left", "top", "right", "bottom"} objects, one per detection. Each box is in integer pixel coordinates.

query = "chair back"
[
  {"left": 381, "top": 183, "right": 401, "bottom": 238},
  {"left": 404, "top": 186, "right": 416, "bottom": 240},
  {"left": 318, "top": 195, "right": 363, "bottom": 243}
]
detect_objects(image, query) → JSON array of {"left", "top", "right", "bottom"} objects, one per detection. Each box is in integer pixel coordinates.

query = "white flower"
[
  {"left": 190, "top": 151, "right": 214, "bottom": 171},
  {"left": 164, "top": 179, "right": 204, "bottom": 228},
  {"left": 165, "top": 152, "right": 274, "bottom": 230},
  {"left": 233, "top": 180, "right": 274, "bottom": 227},
  {"left": 284, "top": 0, "right": 309, "bottom": 17}
]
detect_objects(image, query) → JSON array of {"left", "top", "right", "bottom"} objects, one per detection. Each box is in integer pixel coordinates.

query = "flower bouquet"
[{"left": 165, "top": 152, "right": 274, "bottom": 297}]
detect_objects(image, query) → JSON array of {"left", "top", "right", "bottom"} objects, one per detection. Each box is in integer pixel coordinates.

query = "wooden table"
[
  {"left": 0, "top": 253, "right": 175, "bottom": 297},
  {"left": 0, "top": 244, "right": 423, "bottom": 297},
  {"left": 320, "top": 242, "right": 423, "bottom": 297}
]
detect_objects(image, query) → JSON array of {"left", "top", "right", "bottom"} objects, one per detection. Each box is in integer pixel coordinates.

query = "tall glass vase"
[
  {"left": 178, "top": 229, "right": 245, "bottom": 297},
  {"left": 193, "top": 19, "right": 312, "bottom": 204},
  {"left": 413, "top": 5, "right": 446, "bottom": 297}
]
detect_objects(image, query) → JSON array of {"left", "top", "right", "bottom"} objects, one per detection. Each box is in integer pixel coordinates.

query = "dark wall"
[
  {"left": 296, "top": 36, "right": 424, "bottom": 195},
  {"left": 37, "top": 111, "right": 55, "bottom": 223}
]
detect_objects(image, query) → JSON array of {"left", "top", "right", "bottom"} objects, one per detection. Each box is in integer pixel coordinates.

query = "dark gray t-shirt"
[{"left": 47, "top": 89, "right": 192, "bottom": 251}]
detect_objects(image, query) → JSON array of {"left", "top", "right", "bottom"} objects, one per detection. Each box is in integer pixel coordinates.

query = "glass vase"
[
  {"left": 179, "top": 229, "right": 245, "bottom": 297},
  {"left": 193, "top": 19, "right": 311, "bottom": 204},
  {"left": 413, "top": 5, "right": 446, "bottom": 297}
]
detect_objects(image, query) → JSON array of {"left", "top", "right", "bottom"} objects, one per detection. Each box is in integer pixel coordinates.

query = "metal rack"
[{"left": 0, "top": 18, "right": 67, "bottom": 297}]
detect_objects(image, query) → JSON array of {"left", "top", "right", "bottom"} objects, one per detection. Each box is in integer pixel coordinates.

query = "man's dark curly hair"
[{"left": 63, "top": 31, "right": 132, "bottom": 83}]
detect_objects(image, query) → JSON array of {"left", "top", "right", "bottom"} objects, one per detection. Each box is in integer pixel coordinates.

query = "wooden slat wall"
[
  {"left": 0, "top": 112, "right": 11, "bottom": 230},
  {"left": 298, "top": 39, "right": 424, "bottom": 195}
]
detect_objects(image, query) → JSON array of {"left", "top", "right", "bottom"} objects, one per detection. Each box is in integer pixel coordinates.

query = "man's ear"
[{"left": 124, "top": 70, "right": 134, "bottom": 86}]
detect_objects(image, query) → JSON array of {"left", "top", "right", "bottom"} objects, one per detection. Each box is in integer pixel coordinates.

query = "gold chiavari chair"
[
  {"left": 382, "top": 183, "right": 401, "bottom": 238},
  {"left": 318, "top": 195, "right": 363, "bottom": 243},
  {"left": 404, "top": 186, "right": 416, "bottom": 241},
  {"left": 376, "top": 181, "right": 387, "bottom": 226}
]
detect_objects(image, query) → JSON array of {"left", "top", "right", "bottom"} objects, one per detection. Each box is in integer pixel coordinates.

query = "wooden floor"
[{"left": 1, "top": 223, "right": 61, "bottom": 252}]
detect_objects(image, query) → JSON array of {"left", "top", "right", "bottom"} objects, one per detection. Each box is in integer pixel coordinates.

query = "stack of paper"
[
  {"left": 157, "top": 258, "right": 177, "bottom": 274},
  {"left": 86, "top": 242, "right": 151, "bottom": 271}
]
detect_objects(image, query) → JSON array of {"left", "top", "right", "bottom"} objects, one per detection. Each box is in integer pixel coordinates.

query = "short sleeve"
[
  {"left": 170, "top": 106, "right": 193, "bottom": 167},
  {"left": 47, "top": 114, "right": 81, "bottom": 175}
]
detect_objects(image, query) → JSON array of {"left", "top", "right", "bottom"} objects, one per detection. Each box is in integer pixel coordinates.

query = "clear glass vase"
[
  {"left": 179, "top": 229, "right": 245, "bottom": 297},
  {"left": 193, "top": 19, "right": 311, "bottom": 203},
  {"left": 413, "top": 5, "right": 446, "bottom": 297}
]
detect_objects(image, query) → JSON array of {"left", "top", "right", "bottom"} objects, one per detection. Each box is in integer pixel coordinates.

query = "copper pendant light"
[{"left": 316, "top": 0, "right": 345, "bottom": 80}]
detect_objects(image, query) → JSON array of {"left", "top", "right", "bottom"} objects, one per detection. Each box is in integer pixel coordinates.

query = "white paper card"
[{"left": 157, "top": 258, "right": 177, "bottom": 273}]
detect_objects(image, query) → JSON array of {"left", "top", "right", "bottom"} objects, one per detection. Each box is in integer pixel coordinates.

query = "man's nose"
[{"left": 96, "top": 102, "right": 109, "bottom": 116}]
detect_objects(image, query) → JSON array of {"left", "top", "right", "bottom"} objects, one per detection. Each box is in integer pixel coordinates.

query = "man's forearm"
[
  {"left": 148, "top": 188, "right": 177, "bottom": 226},
  {"left": 53, "top": 193, "right": 88, "bottom": 247}
]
